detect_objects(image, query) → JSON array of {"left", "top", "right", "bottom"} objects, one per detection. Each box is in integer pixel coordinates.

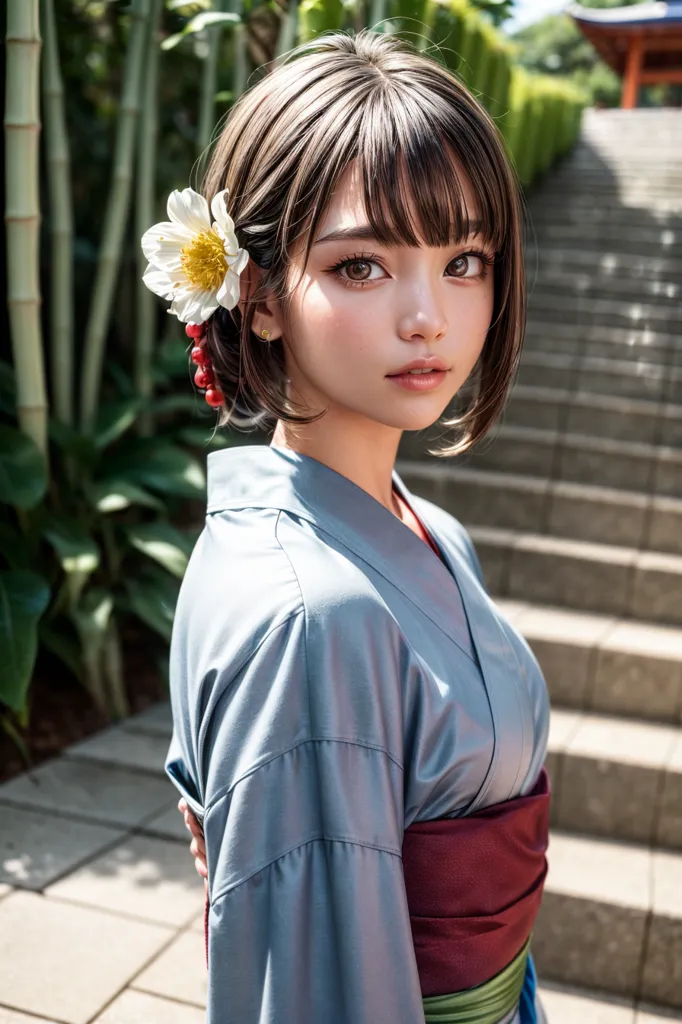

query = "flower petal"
[
  {"left": 226, "top": 247, "right": 249, "bottom": 276},
  {"left": 170, "top": 287, "right": 219, "bottom": 324},
  {"left": 142, "top": 266, "right": 175, "bottom": 300},
  {"left": 211, "top": 190, "right": 236, "bottom": 238},
  {"left": 217, "top": 270, "right": 241, "bottom": 311},
  {"left": 141, "top": 221, "right": 192, "bottom": 262},
  {"left": 167, "top": 188, "right": 211, "bottom": 234}
]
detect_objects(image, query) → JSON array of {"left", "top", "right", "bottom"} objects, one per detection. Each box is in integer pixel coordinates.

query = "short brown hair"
[{"left": 202, "top": 27, "right": 527, "bottom": 457}]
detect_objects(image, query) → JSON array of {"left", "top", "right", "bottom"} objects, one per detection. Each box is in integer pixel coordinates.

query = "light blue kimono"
[{"left": 166, "top": 443, "right": 551, "bottom": 1024}]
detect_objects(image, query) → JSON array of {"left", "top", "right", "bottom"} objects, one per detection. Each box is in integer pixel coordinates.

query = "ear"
[{"left": 238, "top": 258, "right": 283, "bottom": 342}]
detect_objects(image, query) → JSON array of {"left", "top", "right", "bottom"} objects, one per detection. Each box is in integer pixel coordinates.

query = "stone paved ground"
[{"left": 0, "top": 700, "right": 676, "bottom": 1023}]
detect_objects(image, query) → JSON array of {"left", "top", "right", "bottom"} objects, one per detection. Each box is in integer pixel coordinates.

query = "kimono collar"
[{"left": 205, "top": 443, "right": 470, "bottom": 646}]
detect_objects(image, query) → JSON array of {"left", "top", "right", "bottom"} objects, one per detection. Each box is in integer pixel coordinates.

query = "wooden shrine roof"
[{"left": 567, "top": 2, "right": 682, "bottom": 75}]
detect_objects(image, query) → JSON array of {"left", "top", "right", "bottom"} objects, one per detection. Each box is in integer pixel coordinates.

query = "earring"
[{"left": 261, "top": 329, "right": 270, "bottom": 340}]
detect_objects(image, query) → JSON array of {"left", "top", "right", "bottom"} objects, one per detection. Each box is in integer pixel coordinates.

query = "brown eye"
[
  {"left": 345, "top": 260, "right": 373, "bottom": 282},
  {"left": 450, "top": 254, "right": 478, "bottom": 278}
]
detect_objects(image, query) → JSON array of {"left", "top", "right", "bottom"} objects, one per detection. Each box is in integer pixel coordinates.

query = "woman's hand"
[{"left": 178, "top": 798, "right": 208, "bottom": 893}]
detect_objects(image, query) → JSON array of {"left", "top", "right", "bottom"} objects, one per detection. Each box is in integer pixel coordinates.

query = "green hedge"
[{"left": 384, "top": 0, "right": 588, "bottom": 188}]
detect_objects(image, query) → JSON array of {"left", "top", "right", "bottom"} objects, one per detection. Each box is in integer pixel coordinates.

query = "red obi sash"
[{"left": 402, "top": 766, "right": 551, "bottom": 997}]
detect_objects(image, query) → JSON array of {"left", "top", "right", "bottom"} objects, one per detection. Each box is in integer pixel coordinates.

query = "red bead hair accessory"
[{"left": 186, "top": 321, "right": 224, "bottom": 408}]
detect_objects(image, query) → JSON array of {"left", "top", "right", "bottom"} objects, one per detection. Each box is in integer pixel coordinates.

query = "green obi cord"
[{"left": 421, "top": 937, "right": 531, "bottom": 1024}]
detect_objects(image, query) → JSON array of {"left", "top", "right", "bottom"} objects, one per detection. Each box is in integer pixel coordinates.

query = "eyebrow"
[{"left": 313, "top": 220, "right": 483, "bottom": 245}]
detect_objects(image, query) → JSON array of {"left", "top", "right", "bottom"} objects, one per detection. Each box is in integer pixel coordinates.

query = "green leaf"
[
  {"left": 161, "top": 10, "right": 241, "bottom": 49},
  {"left": 123, "top": 573, "right": 179, "bottom": 642},
  {"left": 48, "top": 421, "right": 97, "bottom": 467},
  {"left": 0, "top": 425, "right": 48, "bottom": 510},
  {"left": 38, "top": 620, "right": 82, "bottom": 681},
  {"left": 0, "top": 570, "right": 51, "bottom": 712},
  {"left": 149, "top": 394, "right": 214, "bottom": 416},
  {"left": 103, "top": 441, "right": 206, "bottom": 498},
  {"left": 0, "top": 523, "right": 31, "bottom": 570},
  {"left": 155, "top": 337, "right": 191, "bottom": 380},
  {"left": 127, "top": 522, "right": 193, "bottom": 579},
  {"left": 94, "top": 398, "right": 142, "bottom": 450},
  {"left": 70, "top": 587, "right": 114, "bottom": 713},
  {"left": 43, "top": 518, "right": 101, "bottom": 576},
  {"left": 178, "top": 426, "right": 234, "bottom": 450},
  {"left": 167, "top": 0, "right": 212, "bottom": 11},
  {"left": 91, "top": 479, "right": 165, "bottom": 514}
]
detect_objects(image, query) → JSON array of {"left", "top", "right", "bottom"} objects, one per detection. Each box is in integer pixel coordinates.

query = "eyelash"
[{"left": 326, "top": 249, "right": 496, "bottom": 289}]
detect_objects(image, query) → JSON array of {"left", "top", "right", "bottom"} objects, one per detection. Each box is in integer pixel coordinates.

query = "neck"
[{"left": 270, "top": 415, "right": 404, "bottom": 516}]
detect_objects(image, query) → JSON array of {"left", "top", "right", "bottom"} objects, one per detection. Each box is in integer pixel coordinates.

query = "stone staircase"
[{"left": 397, "top": 108, "right": 682, "bottom": 1020}]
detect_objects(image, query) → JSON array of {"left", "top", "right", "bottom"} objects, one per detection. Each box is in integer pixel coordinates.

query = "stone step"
[
  {"left": 527, "top": 289, "right": 682, "bottom": 334},
  {"left": 494, "top": 597, "right": 682, "bottom": 727},
  {"left": 505, "top": 385, "right": 682, "bottom": 448},
  {"left": 468, "top": 525, "right": 682, "bottom": 627},
  {"left": 398, "top": 424, "right": 682, "bottom": 496},
  {"left": 532, "top": 185, "right": 682, "bottom": 205},
  {"left": 516, "top": 352, "right": 681, "bottom": 405},
  {"left": 523, "top": 320, "right": 681, "bottom": 366},
  {"left": 529, "top": 245, "right": 682, "bottom": 281},
  {"left": 546, "top": 707, "right": 682, "bottom": 850},
  {"left": 528, "top": 200, "right": 682, "bottom": 230},
  {"left": 536, "top": 980, "right": 682, "bottom": 1024},
  {"left": 535, "top": 829, "right": 682, "bottom": 1008},
  {"left": 528, "top": 272, "right": 681, "bottom": 309},
  {"left": 395, "top": 461, "right": 682, "bottom": 554},
  {"left": 526, "top": 223, "right": 681, "bottom": 259}
]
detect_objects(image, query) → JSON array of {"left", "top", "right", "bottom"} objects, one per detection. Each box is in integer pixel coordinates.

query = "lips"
[{"left": 387, "top": 356, "right": 449, "bottom": 376}]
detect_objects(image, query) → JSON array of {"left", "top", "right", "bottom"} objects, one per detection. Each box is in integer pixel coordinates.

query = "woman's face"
[{"left": 271, "top": 158, "right": 495, "bottom": 435}]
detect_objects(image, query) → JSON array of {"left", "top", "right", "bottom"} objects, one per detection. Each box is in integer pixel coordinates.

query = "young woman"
[{"left": 143, "top": 27, "right": 551, "bottom": 1024}]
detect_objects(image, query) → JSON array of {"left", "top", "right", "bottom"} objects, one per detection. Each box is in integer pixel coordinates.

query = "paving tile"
[
  {"left": 64, "top": 725, "right": 169, "bottom": 775},
  {"left": 119, "top": 703, "right": 173, "bottom": 738},
  {"left": 190, "top": 906, "right": 206, "bottom": 933},
  {"left": 0, "top": 1011, "right": 59, "bottom": 1024},
  {"left": 137, "top": 800, "right": 189, "bottom": 842},
  {"left": 0, "top": 890, "right": 172, "bottom": 1024},
  {"left": 536, "top": 983, "right": 635, "bottom": 1023},
  {"left": 0, "top": 758, "right": 175, "bottom": 828},
  {"left": 93, "top": 989, "right": 205, "bottom": 1024},
  {"left": 47, "top": 835, "right": 205, "bottom": 927},
  {"left": 133, "top": 928, "right": 207, "bottom": 1007},
  {"left": 0, "top": 805, "right": 124, "bottom": 890}
]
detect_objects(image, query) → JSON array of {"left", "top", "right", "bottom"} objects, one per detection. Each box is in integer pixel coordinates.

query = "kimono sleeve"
[{"left": 200, "top": 610, "right": 426, "bottom": 1024}]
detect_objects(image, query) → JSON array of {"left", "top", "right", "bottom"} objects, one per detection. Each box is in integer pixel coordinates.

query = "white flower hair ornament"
[{"left": 141, "top": 186, "right": 250, "bottom": 407}]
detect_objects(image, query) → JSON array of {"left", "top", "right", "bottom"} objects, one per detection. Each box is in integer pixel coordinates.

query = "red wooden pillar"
[{"left": 621, "top": 32, "right": 644, "bottom": 108}]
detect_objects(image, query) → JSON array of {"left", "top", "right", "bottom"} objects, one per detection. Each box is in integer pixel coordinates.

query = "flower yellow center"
[{"left": 180, "top": 229, "right": 228, "bottom": 292}]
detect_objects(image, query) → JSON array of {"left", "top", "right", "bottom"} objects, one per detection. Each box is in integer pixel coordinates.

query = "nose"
[{"left": 396, "top": 282, "right": 448, "bottom": 344}]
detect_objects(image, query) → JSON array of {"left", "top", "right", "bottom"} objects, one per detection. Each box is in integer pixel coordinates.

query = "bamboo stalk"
[
  {"left": 42, "top": 0, "right": 74, "bottom": 427},
  {"left": 274, "top": 0, "right": 298, "bottom": 60},
  {"left": 232, "top": 8, "right": 248, "bottom": 100},
  {"left": 135, "top": 0, "right": 162, "bottom": 437},
  {"left": 103, "top": 618, "right": 129, "bottom": 719},
  {"left": 5, "top": 0, "right": 49, "bottom": 457},
  {"left": 198, "top": 0, "right": 226, "bottom": 155},
  {"left": 80, "top": 0, "right": 152, "bottom": 432}
]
